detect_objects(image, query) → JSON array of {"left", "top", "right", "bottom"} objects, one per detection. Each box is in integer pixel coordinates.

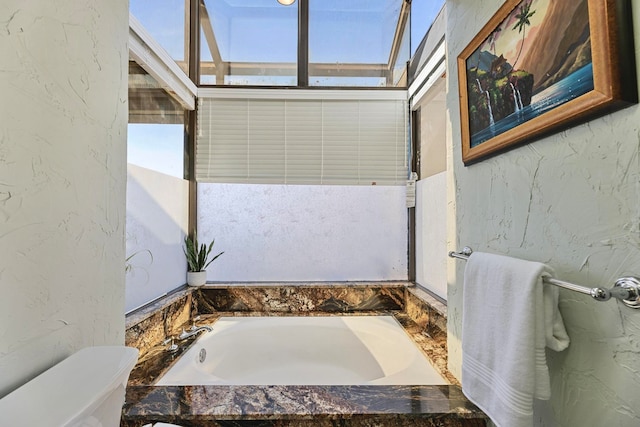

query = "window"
[
  {"left": 410, "top": 0, "right": 445, "bottom": 56},
  {"left": 198, "top": 0, "right": 409, "bottom": 88},
  {"left": 128, "top": 124, "right": 185, "bottom": 178},
  {"left": 199, "top": 0, "right": 298, "bottom": 85},
  {"left": 130, "top": 0, "right": 190, "bottom": 74},
  {"left": 128, "top": 62, "right": 186, "bottom": 178},
  {"left": 309, "top": 0, "right": 409, "bottom": 87}
]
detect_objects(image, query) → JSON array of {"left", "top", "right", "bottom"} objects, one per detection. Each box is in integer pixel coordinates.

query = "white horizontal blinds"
[
  {"left": 196, "top": 97, "right": 408, "bottom": 185},
  {"left": 322, "top": 101, "right": 359, "bottom": 184},
  {"left": 359, "top": 100, "right": 405, "bottom": 185},
  {"left": 248, "top": 100, "right": 286, "bottom": 183},
  {"left": 285, "top": 100, "right": 323, "bottom": 184},
  {"left": 197, "top": 98, "right": 249, "bottom": 182}
]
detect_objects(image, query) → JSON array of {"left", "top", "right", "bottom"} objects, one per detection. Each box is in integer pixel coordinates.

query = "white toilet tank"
[{"left": 0, "top": 346, "right": 139, "bottom": 427}]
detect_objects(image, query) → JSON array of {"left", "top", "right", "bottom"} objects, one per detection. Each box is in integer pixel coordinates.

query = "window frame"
[{"left": 197, "top": 0, "right": 411, "bottom": 88}]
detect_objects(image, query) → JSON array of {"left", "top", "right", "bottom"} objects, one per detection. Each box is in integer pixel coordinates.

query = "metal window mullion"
[
  {"left": 186, "top": 0, "right": 200, "bottom": 237},
  {"left": 188, "top": 0, "right": 200, "bottom": 85},
  {"left": 298, "top": 0, "right": 309, "bottom": 87}
]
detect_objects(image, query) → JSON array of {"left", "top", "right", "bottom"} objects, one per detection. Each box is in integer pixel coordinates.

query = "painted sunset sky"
[{"left": 480, "top": 0, "right": 550, "bottom": 69}]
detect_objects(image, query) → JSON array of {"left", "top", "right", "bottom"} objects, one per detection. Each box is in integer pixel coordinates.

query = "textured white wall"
[
  {"left": 126, "top": 165, "right": 189, "bottom": 312},
  {"left": 198, "top": 184, "right": 408, "bottom": 282},
  {"left": 0, "top": 0, "right": 128, "bottom": 397},
  {"left": 446, "top": 1, "right": 640, "bottom": 425},
  {"left": 415, "top": 173, "right": 448, "bottom": 300}
]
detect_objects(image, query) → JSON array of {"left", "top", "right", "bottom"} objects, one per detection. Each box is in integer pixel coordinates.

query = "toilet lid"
[{"left": 0, "top": 346, "right": 139, "bottom": 427}]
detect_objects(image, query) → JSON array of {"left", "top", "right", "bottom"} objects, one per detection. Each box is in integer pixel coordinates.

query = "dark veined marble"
[
  {"left": 195, "top": 283, "right": 406, "bottom": 314},
  {"left": 123, "top": 283, "right": 484, "bottom": 426},
  {"left": 125, "top": 289, "right": 193, "bottom": 357},
  {"left": 128, "top": 332, "right": 201, "bottom": 387},
  {"left": 122, "top": 384, "right": 487, "bottom": 427},
  {"left": 127, "top": 311, "right": 458, "bottom": 387},
  {"left": 406, "top": 286, "right": 447, "bottom": 333}
]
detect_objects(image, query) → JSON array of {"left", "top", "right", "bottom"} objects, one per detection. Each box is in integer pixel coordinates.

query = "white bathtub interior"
[{"left": 156, "top": 316, "right": 447, "bottom": 386}]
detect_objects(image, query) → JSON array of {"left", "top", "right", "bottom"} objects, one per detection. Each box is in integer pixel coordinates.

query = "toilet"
[{"left": 0, "top": 346, "right": 139, "bottom": 426}]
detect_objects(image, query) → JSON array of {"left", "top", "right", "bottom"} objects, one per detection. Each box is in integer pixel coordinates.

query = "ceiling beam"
[
  {"left": 387, "top": 0, "right": 411, "bottom": 84},
  {"left": 198, "top": 61, "right": 389, "bottom": 78},
  {"left": 129, "top": 13, "right": 197, "bottom": 110},
  {"left": 199, "top": 0, "right": 227, "bottom": 83}
]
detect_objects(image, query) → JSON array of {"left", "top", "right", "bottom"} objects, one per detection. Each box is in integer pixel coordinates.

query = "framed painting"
[{"left": 457, "top": 0, "right": 637, "bottom": 165}]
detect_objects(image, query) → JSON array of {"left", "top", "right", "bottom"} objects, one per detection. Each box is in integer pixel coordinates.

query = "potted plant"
[{"left": 183, "top": 232, "right": 224, "bottom": 287}]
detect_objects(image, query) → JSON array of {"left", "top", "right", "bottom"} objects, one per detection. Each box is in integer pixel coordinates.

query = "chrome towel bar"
[{"left": 449, "top": 247, "right": 640, "bottom": 309}]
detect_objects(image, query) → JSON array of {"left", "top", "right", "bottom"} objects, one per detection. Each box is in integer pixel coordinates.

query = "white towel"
[{"left": 461, "top": 252, "right": 570, "bottom": 427}]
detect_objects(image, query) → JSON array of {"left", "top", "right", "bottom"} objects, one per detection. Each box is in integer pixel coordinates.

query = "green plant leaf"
[{"left": 183, "top": 231, "right": 223, "bottom": 272}]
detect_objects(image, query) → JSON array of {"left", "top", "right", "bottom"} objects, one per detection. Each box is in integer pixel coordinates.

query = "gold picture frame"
[{"left": 457, "top": 0, "right": 637, "bottom": 165}]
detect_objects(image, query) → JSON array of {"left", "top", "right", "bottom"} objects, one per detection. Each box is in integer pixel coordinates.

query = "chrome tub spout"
[{"left": 178, "top": 325, "right": 212, "bottom": 340}]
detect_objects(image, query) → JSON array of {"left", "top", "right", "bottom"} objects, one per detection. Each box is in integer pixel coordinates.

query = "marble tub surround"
[
  {"left": 194, "top": 282, "right": 406, "bottom": 313},
  {"left": 395, "top": 313, "right": 457, "bottom": 385},
  {"left": 128, "top": 330, "right": 201, "bottom": 387},
  {"left": 125, "top": 283, "right": 456, "bottom": 386},
  {"left": 126, "top": 283, "right": 408, "bottom": 360},
  {"left": 123, "top": 283, "right": 485, "bottom": 425},
  {"left": 122, "top": 384, "right": 487, "bottom": 427},
  {"left": 127, "top": 311, "right": 457, "bottom": 387},
  {"left": 125, "top": 288, "right": 193, "bottom": 357},
  {"left": 406, "top": 285, "right": 447, "bottom": 330},
  {"left": 406, "top": 285, "right": 448, "bottom": 356}
]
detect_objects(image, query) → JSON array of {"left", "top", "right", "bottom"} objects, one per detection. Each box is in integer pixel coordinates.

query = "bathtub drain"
[{"left": 198, "top": 348, "right": 206, "bottom": 363}]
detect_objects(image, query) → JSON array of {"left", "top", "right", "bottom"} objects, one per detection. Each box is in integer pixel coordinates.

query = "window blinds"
[{"left": 196, "top": 96, "right": 408, "bottom": 185}]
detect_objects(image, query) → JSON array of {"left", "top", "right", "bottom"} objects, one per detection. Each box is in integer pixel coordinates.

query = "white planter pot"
[{"left": 187, "top": 271, "right": 207, "bottom": 287}]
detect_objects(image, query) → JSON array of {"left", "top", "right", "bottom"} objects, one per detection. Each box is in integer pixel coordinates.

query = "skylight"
[{"left": 130, "top": 0, "right": 430, "bottom": 88}]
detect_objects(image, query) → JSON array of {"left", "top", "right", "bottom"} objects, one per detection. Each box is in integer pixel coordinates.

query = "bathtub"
[{"left": 155, "top": 315, "right": 447, "bottom": 386}]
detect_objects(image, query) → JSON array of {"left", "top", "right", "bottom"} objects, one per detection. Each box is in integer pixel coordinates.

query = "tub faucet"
[
  {"left": 162, "top": 337, "right": 179, "bottom": 353},
  {"left": 178, "top": 325, "right": 212, "bottom": 340}
]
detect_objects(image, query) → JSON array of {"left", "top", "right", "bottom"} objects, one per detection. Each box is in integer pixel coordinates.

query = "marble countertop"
[{"left": 123, "top": 384, "right": 486, "bottom": 426}]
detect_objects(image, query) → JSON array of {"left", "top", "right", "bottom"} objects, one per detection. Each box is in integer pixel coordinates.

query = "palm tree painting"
[
  {"left": 508, "top": 1, "right": 535, "bottom": 72},
  {"left": 463, "top": 0, "right": 593, "bottom": 148}
]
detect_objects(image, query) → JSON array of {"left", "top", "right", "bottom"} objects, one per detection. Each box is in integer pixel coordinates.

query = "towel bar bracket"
[
  {"left": 449, "top": 247, "right": 640, "bottom": 309},
  {"left": 448, "top": 246, "right": 473, "bottom": 260},
  {"left": 612, "top": 277, "right": 640, "bottom": 308}
]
